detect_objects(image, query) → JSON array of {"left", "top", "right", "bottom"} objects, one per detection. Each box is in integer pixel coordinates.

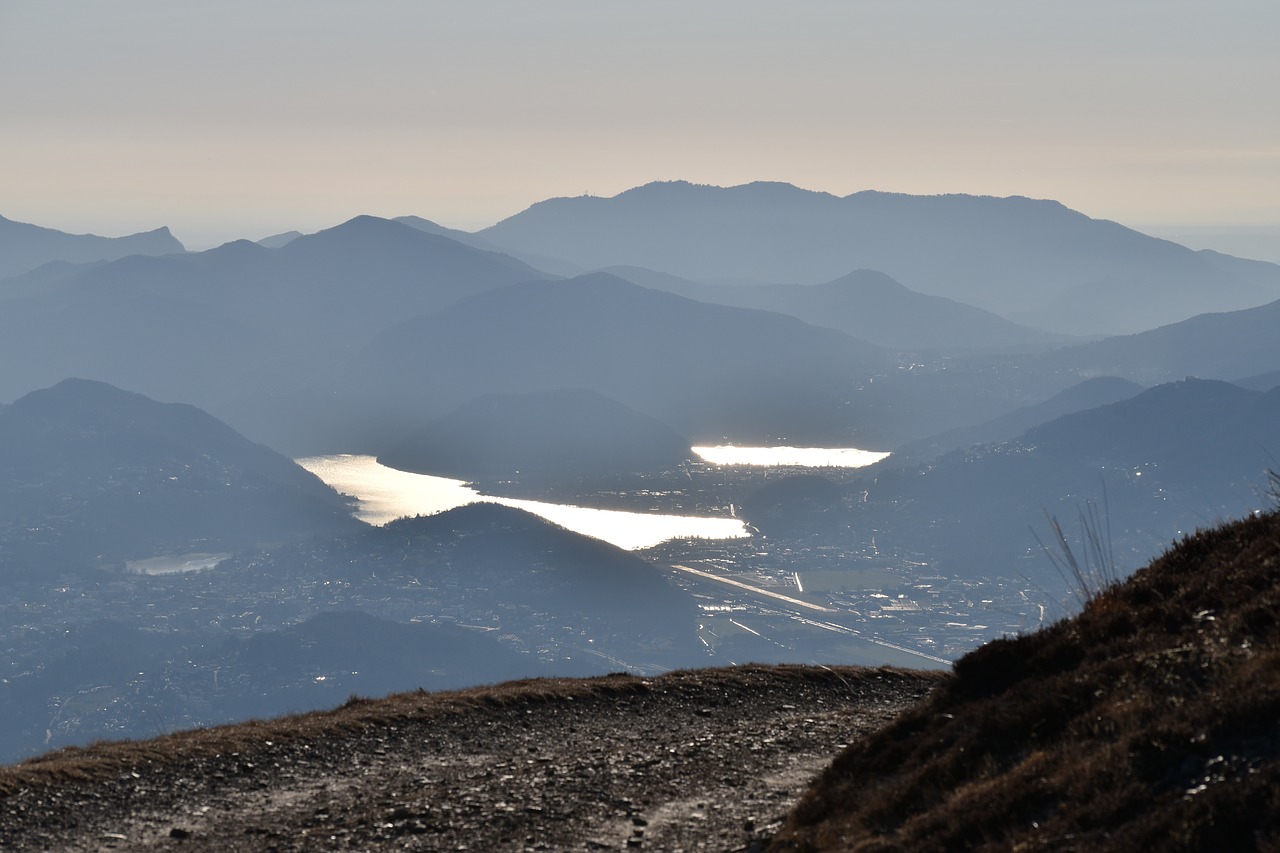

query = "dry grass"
[{"left": 772, "top": 509, "right": 1280, "bottom": 852}]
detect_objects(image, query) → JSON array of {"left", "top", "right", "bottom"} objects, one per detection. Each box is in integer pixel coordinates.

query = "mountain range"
[
  {"left": 4, "top": 202, "right": 1278, "bottom": 461},
  {"left": 0, "top": 214, "right": 184, "bottom": 279},
  {"left": 604, "top": 266, "right": 1068, "bottom": 353},
  {"left": 479, "top": 181, "right": 1280, "bottom": 336},
  {"left": 0, "top": 216, "right": 549, "bottom": 437},
  {"left": 1041, "top": 295, "right": 1280, "bottom": 385},
  {"left": 289, "top": 272, "right": 893, "bottom": 454},
  {"left": 854, "top": 378, "right": 1280, "bottom": 588}
]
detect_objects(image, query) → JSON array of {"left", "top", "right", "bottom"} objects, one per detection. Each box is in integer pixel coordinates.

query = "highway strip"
[{"left": 670, "top": 563, "right": 836, "bottom": 613}]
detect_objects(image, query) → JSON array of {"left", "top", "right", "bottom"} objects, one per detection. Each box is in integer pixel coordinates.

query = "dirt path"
[{"left": 0, "top": 666, "right": 944, "bottom": 852}]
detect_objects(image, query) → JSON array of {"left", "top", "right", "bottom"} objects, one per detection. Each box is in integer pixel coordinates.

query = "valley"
[{"left": 1, "top": 182, "right": 1278, "bottom": 835}]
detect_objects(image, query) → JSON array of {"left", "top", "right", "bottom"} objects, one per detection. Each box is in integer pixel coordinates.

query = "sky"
[{"left": 3, "top": 1, "right": 1278, "bottom": 252}]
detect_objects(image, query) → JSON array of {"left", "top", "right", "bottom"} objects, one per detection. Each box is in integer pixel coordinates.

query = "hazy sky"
[{"left": 3, "top": 1, "right": 1278, "bottom": 249}]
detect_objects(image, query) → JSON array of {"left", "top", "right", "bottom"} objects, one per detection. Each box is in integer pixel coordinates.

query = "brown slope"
[
  {"left": 771, "top": 507, "right": 1280, "bottom": 852},
  {"left": 0, "top": 665, "right": 942, "bottom": 852}
]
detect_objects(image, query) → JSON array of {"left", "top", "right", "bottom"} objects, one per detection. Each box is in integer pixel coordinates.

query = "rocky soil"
[{"left": 0, "top": 665, "right": 942, "bottom": 852}]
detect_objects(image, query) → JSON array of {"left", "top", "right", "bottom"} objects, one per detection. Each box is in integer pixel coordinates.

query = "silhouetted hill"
[
  {"left": 396, "top": 214, "right": 584, "bottom": 277},
  {"left": 284, "top": 502, "right": 703, "bottom": 670},
  {"left": 0, "top": 379, "right": 356, "bottom": 576},
  {"left": 480, "top": 181, "right": 1279, "bottom": 335},
  {"left": 1195, "top": 247, "right": 1280, "bottom": 289},
  {"left": 773, "top": 508, "right": 1280, "bottom": 851},
  {"left": 379, "top": 389, "right": 693, "bottom": 482},
  {"left": 0, "top": 214, "right": 184, "bottom": 279},
  {"left": 606, "top": 266, "right": 1067, "bottom": 352},
  {"left": 1045, "top": 295, "right": 1280, "bottom": 385},
  {"left": 859, "top": 379, "right": 1280, "bottom": 584},
  {"left": 887, "top": 376, "right": 1146, "bottom": 465},
  {"left": 0, "top": 216, "right": 548, "bottom": 433},
  {"left": 1234, "top": 369, "right": 1280, "bottom": 392},
  {"left": 299, "top": 273, "right": 893, "bottom": 453},
  {"left": 255, "top": 230, "right": 302, "bottom": 248},
  {"left": 381, "top": 503, "right": 695, "bottom": 615}
]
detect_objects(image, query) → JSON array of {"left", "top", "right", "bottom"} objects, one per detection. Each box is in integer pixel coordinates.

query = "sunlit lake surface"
[
  {"left": 692, "top": 445, "right": 891, "bottom": 467},
  {"left": 297, "top": 455, "right": 750, "bottom": 551}
]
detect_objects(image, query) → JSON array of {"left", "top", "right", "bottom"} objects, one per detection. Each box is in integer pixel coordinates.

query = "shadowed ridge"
[
  {"left": 771, "top": 508, "right": 1280, "bottom": 852},
  {"left": 0, "top": 379, "right": 356, "bottom": 574},
  {"left": 885, "top": 375, "right": 1145, "bottom": 466}
]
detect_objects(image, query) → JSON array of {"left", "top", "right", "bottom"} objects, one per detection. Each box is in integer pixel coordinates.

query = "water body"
[
  {"left": 297, "top": 455, "right": 749, "bottom": 551},
  {"left": 692, "top": 445, "right": 891, "bottom": 467}
]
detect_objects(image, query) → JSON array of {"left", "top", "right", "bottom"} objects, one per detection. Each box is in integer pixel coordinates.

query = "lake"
[
  {"left": 691, "top": 445, "right": 891, "bottom": 467},
  {"left": 298, "top": 445, "right": 890, "bottom": 551},
  {"left": 297, "top": 455, "right": 749, "bottom": 551}
]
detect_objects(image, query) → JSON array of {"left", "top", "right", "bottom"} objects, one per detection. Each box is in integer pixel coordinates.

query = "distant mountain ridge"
[
  {"left": 887, "top": 376, "right": 1146, "bottom": 465},
  {"left": 0, "top": 216, "right": 549, "bottom": 439},
  {"left": 284, "top": 272, "right": 894, "bottom": 454},
  {"left": 479, "top": 181, "right": 1280, "bottom": 335},
  {"left": 859, "top": 378, "right": 1280, "bottom": 581},
  {"left": 0, "top": 379, "right": 357, "bottom": 575},
  {"left": 1042, "top": 295, "right": 1280, "bottom": 385},
  {"left": 0, "top": 213, "right": 184, "bottom": 279},
  {"left": 604, "top": 266, "right": 1068, "bottom": 352}
]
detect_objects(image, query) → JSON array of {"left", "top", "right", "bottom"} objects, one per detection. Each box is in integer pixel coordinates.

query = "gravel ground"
[{"left": 0, "top": 665, "right": 944, "bottom": 852}]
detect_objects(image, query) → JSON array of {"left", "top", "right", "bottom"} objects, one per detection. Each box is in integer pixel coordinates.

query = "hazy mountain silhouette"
[
  {"left": 381, "top": 503, "right": 693, "bottom": 614},
  {"left": 1044, "top": 296, "right": 1280, "bottom": 385},
  {"left": 379, "top": 389, "right": 693, "bottom": 482},
  {"left": 479, "top": 181, "right": 1279, "bottom": 335},
  {"left": 396, "top": 215, "right": 584, "bottom": 277},
  {"left": 887, "top": 376, "right": 1146, "bottom": 465},
  {"left": 605, "top": 266, "right": 1068, "bottom": 352},
  {"left": 848, "top": 293, "right": 1280, "bottom": 449},
  {"left": 288, "top": 273, "right": 893, "bottom": 454},
  {"left": 859, "top": 378, "right": 1280, "bottom": 583},
  {"left": 309, "top": 503, "right": 703, "bottom": 670},
  {"left": 256, "top": 230, "right": 302, "bottom": 248},
  {"left": 1233, "top": 369, "right": 1280, "bottom": 392},
  {"left": 0, "top": 216, "right": 548, "bottom": 433},
  {"left": 0, "top": 379, "right": 357, "bottom": 576},
  {"left": 0, "top": 213, "right": 184, "bottom": 279},
  {"left": 1195, "top": 247, "right": 1280, "bottom": 290}
]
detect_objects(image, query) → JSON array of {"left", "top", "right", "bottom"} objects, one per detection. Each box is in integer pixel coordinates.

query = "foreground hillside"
[
  {"left": 772, "top": 506, "right": 1280, "bottom": 852},
  {"left": 0, "top": 666, "right": 941, "bottom": 851}
]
